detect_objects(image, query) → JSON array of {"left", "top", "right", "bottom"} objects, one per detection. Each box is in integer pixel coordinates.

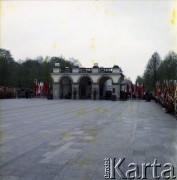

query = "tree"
[
  {"left": 42, "top": 56, "right": 51, "bottom": 84},
  {"left": 0, "top": 48, "right": 80, "bottom": 89},
  {"left": 49, "top": 56, "right": 74, "bottom": 71},
  {"left": 20, "top": 58, "right": 43, "bottom": 88},
  {"left": 135, "top": 75, "right": 144, "bottom": 85},
  {"left": 69, "top": 57, "right": 82, "bottom": 67},
  {"left": 0, "top": 49, "right": 14, "bottom": 86},
  {"left": 143, "top": 52, "right": 161, "bottom": 91},
  {"left": 10, "top": 61, "right": 20, "bottom": 87},
  {"left": 158, "top": 51, "right": 177, "bottom": 81}
]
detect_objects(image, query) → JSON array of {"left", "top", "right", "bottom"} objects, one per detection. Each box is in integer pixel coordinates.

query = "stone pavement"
[{"left": 0, "top": 99, "right": 177, "bottom": 180}]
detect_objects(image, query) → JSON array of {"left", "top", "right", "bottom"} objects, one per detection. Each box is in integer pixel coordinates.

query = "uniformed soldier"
[
  {"left": 93, "top": 88, "right": 97, "bottom": 100},
  {"left": 73, "top": 88, "right": 77, "bottom": 100}
]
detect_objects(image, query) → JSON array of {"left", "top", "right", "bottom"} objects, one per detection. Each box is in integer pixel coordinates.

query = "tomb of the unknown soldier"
[{"left": 51, "top": 63, "right": 124, "bottom": 100}]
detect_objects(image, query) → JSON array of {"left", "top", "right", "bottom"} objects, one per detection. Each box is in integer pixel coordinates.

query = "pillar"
[
  {"left": 112, "top": 83, "right": 120, "bottom": 100},
  {"left": 117, "top": 84, "right": 121, "bottom": 99},
  {"left": 53, "top": 83, "right": 59, "bottom": 99}
]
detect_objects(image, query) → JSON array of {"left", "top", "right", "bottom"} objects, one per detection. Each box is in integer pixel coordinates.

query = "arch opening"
[
  {"left": 99, "top": 77, "right": 113, "bottom": 100},
  {"left": 59, "top": 76, "right": 72, "bottom": 99},
  {"left": 79, "top": 76, "right": 92, "bottom": 99}
]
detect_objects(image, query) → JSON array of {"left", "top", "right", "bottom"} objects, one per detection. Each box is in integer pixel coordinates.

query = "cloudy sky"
[{"left": 1, "top": 0, "right": 177, "bottom": 82}]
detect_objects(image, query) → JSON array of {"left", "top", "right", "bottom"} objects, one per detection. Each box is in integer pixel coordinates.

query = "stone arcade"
[{"left": 51, "top": 63, "right": 124, "bottom": 100}]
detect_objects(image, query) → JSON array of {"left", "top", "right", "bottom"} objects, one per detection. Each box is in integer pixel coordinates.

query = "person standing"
[
  {"left": 73, "top": 88, "right": 77, "bottom": 100},
  {"left": 93, "top": 88, "right": 97, "bottom": 100},
  {"left": 25, "top": 88, "right": 29, "bottom": 99}
]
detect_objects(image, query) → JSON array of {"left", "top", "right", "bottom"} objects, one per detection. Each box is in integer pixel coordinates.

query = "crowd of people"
[
  {"left": 0, "top": 86, "right": 51, "bottom": 100},
  {"left": 0, "top": 86, "right": 14, "bottom": 99},
  {"left": 0, "top": 87, "right": 35, "bottom": 99},
  {"left": 1, "top": 81, "right": 177, "bottom": 117},
  {"left": 155, "top": 81, "right": 177, "bottom": 115},
  {"left": 16, "top": 88, "right": 34, "bottom": 98}
]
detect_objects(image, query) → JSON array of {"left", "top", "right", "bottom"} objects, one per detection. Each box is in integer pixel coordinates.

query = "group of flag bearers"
[
  {"left": 155, "top": 80, "right": 177, "bottom": 116},
  {"left": 33, "top": 80, "right": 51, "bottom": 98},
  {"left": 120, "top": 83, "right": 146, "bottom": 100},
  {"left": 32, "top": 79, "right": 177, "bottom": 116},
  {"left": 0, "top": 81, "right": 51, "bottom": 99},
  {"left": 1, "top": 78, "right": 176, "bottom": 117},
  {"left": 122, "top": 81, "right": 177, "bottom": 116}
]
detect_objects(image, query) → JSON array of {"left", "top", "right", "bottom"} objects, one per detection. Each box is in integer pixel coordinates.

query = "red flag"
[
  {"left": 43, "top": 82, "right": 46, "bottom": 93},
  {"left": 43, "top": 82, "right": 48, "bottom": 95},
  {"left": 157, "top": 86, "right": 161, "bottom": 96},
  {"left": 131, "top": 83, "right": 134, "bottom": 94},
  {"left": 47, "top": 84, "right": 49, "bottom": 94},
  {"left": 141, "top": 83, "right": 145, "bottom": 95},
  {"left": 137, "top": 84, "right": 141, "bottom": 96},
  {"left": 126, "top": 84, "right": 129, "bottom": 93},
  {"left": 33, "top": 80, "right": 37, "bottom": 95}
]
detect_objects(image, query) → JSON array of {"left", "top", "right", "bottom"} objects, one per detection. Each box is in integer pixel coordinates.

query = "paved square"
[{"left": 0, "top": 99, "right": 177, "bottom": 179}]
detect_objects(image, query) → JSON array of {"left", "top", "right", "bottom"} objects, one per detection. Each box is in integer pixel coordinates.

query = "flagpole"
[
  {"left": 34, "top": 79, "right": 37, "bottom": 98},
  {"left": 36, "top": 80, "right": 38, "bottom": 98}
]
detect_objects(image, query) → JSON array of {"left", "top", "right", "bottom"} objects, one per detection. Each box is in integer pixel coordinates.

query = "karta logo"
[{"left": 104, "top": 158, "right": 176, "bottom": 179}]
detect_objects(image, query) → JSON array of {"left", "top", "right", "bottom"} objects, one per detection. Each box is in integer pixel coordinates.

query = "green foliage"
[
  {"left": 136, "top": 51, "right": 177, "bottom": 91},
  {"left": 158, "top": 51, "right": 177, "bottom": 81},
  {"left": 0, "top": 49, "right": 14, "bottom": 86},
  {"left": 20, "top": 59, "right": 43, "bottom": 88},
  {"left": 143, "top": 52, "right": 161, "bottom": 91},
  {"left": 50, "top": 57, "right": 74, "bottom": 70},
  {"left": 43, "top": 56, "right": 51, "bottom": 84},
  {"left": 0, "top": 49, "right": 76, "bottom": 89},
  {"left": 135, "top": 75, "right": 144, "bottom": 85}
]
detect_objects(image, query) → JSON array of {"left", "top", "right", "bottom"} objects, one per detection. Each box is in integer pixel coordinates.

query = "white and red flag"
[
  {"left": 43, "top": 82, "right": 49, "bottom": 96},
  {"left": 33, "top": 79, "right": 37, "bottom": 96},
  {"left": 137, "top": 83, "right": 141, "bottom": 97},
  {"left": 39, "top": 82, "right": 43, "bottom": 96}
]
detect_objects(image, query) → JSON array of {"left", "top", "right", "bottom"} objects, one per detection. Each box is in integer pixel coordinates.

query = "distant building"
[{"left": 51, "top": 63, "right": 124, "bottom": 100}]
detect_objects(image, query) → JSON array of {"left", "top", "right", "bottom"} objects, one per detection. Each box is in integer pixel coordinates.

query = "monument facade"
[{"left": 51, "top": 64, "right": 124, "bottom": 100}]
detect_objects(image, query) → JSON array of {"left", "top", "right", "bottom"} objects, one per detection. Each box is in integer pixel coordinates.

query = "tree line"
[
  {"left": 0, "top": 48, "right": 77, "bottom": 89},
  {"left": 1, "top": 48, "right": 176, "bottom": 92},
  {"left": 136, "top": 51, "right": 177, "bottom": 91}
]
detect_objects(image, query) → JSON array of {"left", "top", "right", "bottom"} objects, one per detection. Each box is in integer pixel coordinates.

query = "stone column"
[
  {"left": 112, "top": 83, "right": 120, "bottom": 100},
  {"left": 53, "top": 83, "right": 59, "bottom": 99},
  {"left": 117, "top": 84, "right": 120, "bottom": 100}
]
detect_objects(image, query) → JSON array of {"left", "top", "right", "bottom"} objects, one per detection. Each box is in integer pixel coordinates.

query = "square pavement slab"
[{"left": 0, "top": 99, "right": 177, "bottom": 179}]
